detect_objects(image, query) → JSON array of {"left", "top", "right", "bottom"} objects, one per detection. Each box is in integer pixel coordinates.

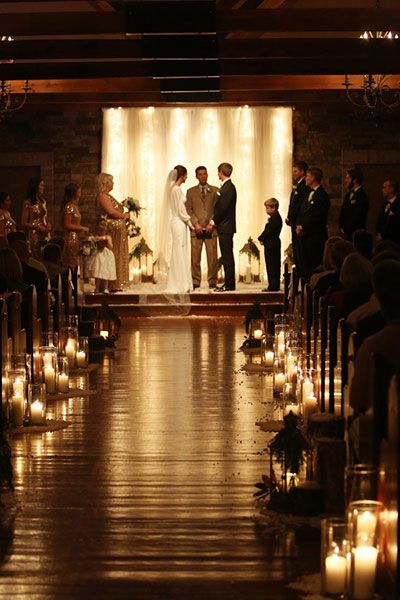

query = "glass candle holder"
[
  {"left": 41, "top": 331, "right": 59, "bottom": 351},
  {"left": 27, "top": 383, "right": 46, "bottom": 425},
  {"left": 7, "top": 368, "right": 26, "bottom": 427},
  {"left": 321, "top": 518, "right": 348, "bottom": 597},
  {"left": 344, "top": 465, "right": 379, "bottom": 506},
  {"left": 76, "top": 337, "right": 88, "bottom": 368},
  {"left": 39, "top": 346, "right": 57, "bottom": 394},
  {"left": 273, "top": 359, "right": 286, "bottom": 397},
  {"left": 274, "top": 313, "right": 291, "bottom": 327},
  {"left": 347, "top": 500, "right": 383, "bottom": 600},
  {"left": 10, "top": 353, "right": 32, "bottom": 384},
  {"left": 62, "top": 327, "right": 77, "bottom": 368},
  {"left": 283, "top": 387, "right": 300, "bottom": 417},
  {"left": 261, "top": 335, "right": 274, "bottom": 368},
  {"left": 57, "top": 356, "right": 69, "bottom": 393}
]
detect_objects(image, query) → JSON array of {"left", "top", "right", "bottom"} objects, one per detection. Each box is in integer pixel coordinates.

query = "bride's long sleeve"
[{"left": 172, "top": 186, "right": 192, "bottom": 225}]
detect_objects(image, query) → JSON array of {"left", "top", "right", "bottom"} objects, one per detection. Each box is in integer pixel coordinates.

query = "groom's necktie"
[{"left": 201, "top": 186, "right": 206, "bottom": 199}]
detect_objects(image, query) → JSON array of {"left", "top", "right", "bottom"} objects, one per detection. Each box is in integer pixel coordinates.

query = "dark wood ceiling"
[{"left": 1, "top": 0, "right": 399, "bottom": 105}]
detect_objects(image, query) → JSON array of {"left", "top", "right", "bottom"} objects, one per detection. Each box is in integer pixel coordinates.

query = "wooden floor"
[{"left": 0, "top": 319, "right": 319, "bottom": 600}]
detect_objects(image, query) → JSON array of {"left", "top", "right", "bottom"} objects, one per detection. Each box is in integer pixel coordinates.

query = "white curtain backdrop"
[{"left": 102, "top": 106, "right": 293, "bottom": 279}]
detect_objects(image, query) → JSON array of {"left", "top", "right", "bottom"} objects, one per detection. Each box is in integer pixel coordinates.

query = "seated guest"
[
  {"left": 310, "top": 235, "right": 341, "bottom": 289},
  {"left": 7, "top": 230, "right": 49, "bottom": 277},
  {"left": 42, "top": 243, "right": 65, "bottom": 284},
  {"left": 9, "top": 239, "right": 48, "bottom": 292},
  {"left": 0, "top": 237, "right": 8, "bottom": 250},
  {"left": 352, "top": 229, "right": 373, "bottom": 261},
  {"left": 0, "top": 192, "right": 16, "bottom": 237},
  {"left": 350, "top": 259, "right": 400, "bottom": 414},
  {"left": 328, "top": 252, "right": 372, "bottom": 318},
  {"left": 314, "top": 239, "right": 353, "bottom": 296},
  {"left": 372, "top": 238, "right": 400, "bottom": 259},
  {"left": 0, "top": 248, "right": 30, "bottom": 296}
]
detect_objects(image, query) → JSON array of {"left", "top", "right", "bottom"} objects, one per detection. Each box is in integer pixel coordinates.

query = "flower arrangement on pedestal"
[{"left": 122, "top": 197, "right": 142, "bottom": 240}]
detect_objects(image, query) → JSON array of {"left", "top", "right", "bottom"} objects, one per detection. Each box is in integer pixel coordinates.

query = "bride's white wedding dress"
[{"left": 164, "top": 184, "right": 193, "bottom": 294}]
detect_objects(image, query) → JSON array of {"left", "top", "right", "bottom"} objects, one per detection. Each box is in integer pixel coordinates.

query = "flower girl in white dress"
[{"left": 87, "top": 221, "right": 117, "bottom": 293}]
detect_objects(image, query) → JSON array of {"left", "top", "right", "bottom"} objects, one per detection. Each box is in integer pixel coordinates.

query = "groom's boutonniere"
[
  {"left": 217, "top": 190, "right": 221, "bottom": 196},
  {"left": 206, "top": 186, "right": 212, "bottom": 194}
]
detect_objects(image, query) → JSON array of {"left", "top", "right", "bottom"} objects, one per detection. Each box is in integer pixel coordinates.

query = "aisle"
[{"left": 0, "top": 319, "right": 316, "bottom": 600}]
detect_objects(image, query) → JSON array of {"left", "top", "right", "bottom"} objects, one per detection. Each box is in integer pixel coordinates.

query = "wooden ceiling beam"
[{"left": 217, "top": 8, "right": 400, "bottom": 33}]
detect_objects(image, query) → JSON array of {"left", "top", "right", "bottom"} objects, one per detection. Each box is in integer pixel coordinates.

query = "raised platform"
[{"left": 84, "top": 284, "right": 284, "bottom": 317}]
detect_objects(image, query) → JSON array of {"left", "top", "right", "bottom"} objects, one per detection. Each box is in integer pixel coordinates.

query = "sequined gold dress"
[
  {"left": 0, "top": 209, "right": 16, "bottom": 237},
  {"left": 23, "top": 199, "right": 50, "bottom": 257},
  {"left": 97, "top": 194, "right": 129, "bottom": 289},
  {"left": 63, "top": 202, "right": 82, "bottom": 268}
]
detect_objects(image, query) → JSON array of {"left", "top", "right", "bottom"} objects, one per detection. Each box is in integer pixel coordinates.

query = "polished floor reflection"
[{"left": 0, "top": 319, "right": 318, "bottom": 599}]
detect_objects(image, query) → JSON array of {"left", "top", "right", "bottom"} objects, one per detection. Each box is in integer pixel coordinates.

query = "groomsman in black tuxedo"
[
  {"left": 296, "top": 167, "right": 330, "bottom": 280},
  {"left": 208, "top": 162, "right": 237, "bottom": 291},
  {"left": 339, "top": 168, "right": 369, "bottom": 241},
  {"left": 286, "top": 160, "right": 309, "bottom": 275},
  {"left": 376, "top": 179, "right": 400, "bottom": 246}
]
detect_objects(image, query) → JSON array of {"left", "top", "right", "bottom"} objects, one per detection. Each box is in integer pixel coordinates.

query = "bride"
[{"left": 158, "top": 165, "right": 194, "bottom": 294}]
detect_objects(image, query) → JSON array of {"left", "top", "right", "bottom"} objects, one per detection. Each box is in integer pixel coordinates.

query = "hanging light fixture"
[
  {"left": 343, "top": 0, "right": 400, "bottom": 112},
  {"left": 0, "top": 36, "right": 30, "bottom": 121}
]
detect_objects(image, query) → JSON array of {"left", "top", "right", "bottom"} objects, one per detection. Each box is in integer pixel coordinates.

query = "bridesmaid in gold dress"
[
  {"left": 96, "top": 173, "right": 130, "bottom": 291},
  {"left": 0, "top": 192, "right": 16, "bottom": 237},
  {"left": 21, "top": 177, "right": 51, "bottom": 258},
  {"left": 62, "top": 183, "right": 89, "bottom": 268}
]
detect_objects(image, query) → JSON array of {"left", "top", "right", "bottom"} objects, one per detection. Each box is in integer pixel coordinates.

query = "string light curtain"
[{"left": 102, "top": 106, "right": 293, "bottom": 272}]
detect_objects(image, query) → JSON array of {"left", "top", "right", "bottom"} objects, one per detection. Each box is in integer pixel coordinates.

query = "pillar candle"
[
  {"left": 76, "top": 351, "right": 86, "bottom": 368},
  {"left": 357, "top": 511, "right": 377, "bottom": 543},
  {"left": 302, "top": 378, "right": 314, "bottom": 398},
  {"left": 100, "top": 330, "right": 109, "bottom": 339},
  {"left": 245, "top": 265, "right": 251, "bottom": 283},
  {"left": 34, "top": 351, "right": 41, "bottom": 374},
  {"left": 12, "top": 391, "right": 24, "bottom": 427},
  {"left": 325, "top": 552, "right": 347, "bottom": 595},
  {"left": 132, "top": 268, "right": 140, "bottom": 284},
  {"left": 278, "top": 344, "right": 286, "bottom": 358},
  {"left": 253, "top": 329, "right": 263, "bottom": 340},
  {"left": 43, "top": 352, "right": 53, "bottom": 368},
  {"left": 30, "top": 400, "right": 44, "bottom": 425},
  {"left": 277, "top": 331, "right": 285, "bottom": 346},
  {"left": 353, "top": 546, "right": 378, "bottom": 599},
  {"left": 58, "top": 373, "right": 69, "bottom": 393},
  {"left": 274, "top": 372, "right": 285, "bottom": 392},
  {"left": 264, "top": 351, "right": 274, "bottom": 367},
  {"left": 13, "top": 377, "right": 24, "bottom": 397},
  {"left": 65, "top": 340, "right": 75, "bottom": 367},
  {"left": 303, "top": 394, "right": 318, "bottom": 424},
  {"left": 44, "top": 366, "right": 56, "bottom": 393}
]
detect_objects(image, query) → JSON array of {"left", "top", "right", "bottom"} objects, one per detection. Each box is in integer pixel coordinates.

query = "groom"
[{"left": 208, "top": 162, "right": 237, "bottom": 292}]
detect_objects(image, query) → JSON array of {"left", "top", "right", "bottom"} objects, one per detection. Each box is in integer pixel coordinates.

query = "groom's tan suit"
[{"left": 186, "top": 184, "right": 218, "bottom": 288}]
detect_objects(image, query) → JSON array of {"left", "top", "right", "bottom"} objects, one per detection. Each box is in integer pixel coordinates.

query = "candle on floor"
[
  {"left": 12, "top": 391, "right": 24, "bottom": 427},
  {"left": 264, "top": 350, "right": 274, "bottom": 367},
  {"left": 303, "top": 394, "right": 317, "bottom": 424},
  {"left": 132, "top": 268, "right": 140, "bottom": 285},
  {"left": 357, "top": 511, "right": 377, "bottom": 543},
  {"left": 44, "top": 366, "right": 56, "bottom": 393},
  {"left": 285, "top": 472, "right": 299, "bottom": 489},
  {"left": 277, "top": 331, "right": 285, "bottom": 346},
  {"left": 43, "top": 352, "right": 53, "bottom": 368},
  {"left": 65, "top": 340, "right": 76, "bottom": 367},
  {"left": 302, "top": 377, "right": 314, "bottom": 399},
  {"left": 352, "top": 546, "right": 378, "bottom": 599},
  {"left": 274, "top": 372, "right": 285, "bottom": 392},
  {"left": 58, "top": 373, "right": 69, "bottom": 393},
  {"left": 245, "top": 265, "right": 251, "bottom": 283},
  {"left": 278, "top": 343, "right": 286, "bottom": 358},
  {"left": 284, "top": 403, "right": 300, "bottom": 416},
  {"left": 76, "top": 351, "right": 86, "bottom": 368},
  {"left": 253, "top": 329, "right": 263, "bottom": 340},
  {"left": 30, "top": 399, "right": 44, "bottom": 425},
  {"left": 325, "top": 551, "right": 347, "bottom": 595}
]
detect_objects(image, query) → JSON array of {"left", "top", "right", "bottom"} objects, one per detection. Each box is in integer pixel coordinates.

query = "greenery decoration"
[
  {"left": 129, "top": 237, "right": 153, "bottom": 261},
  {"left": 122, "top": 197, "right": 142, "bottom": 216},
  {"left": 79, "top": 236, "right": 97, "bottom": 257},
  {"left": 239, "top": 237, "right": 260, "bottom": 261},
  {"left": 269, "top": 412, "right": 310, "bottom": 475}
]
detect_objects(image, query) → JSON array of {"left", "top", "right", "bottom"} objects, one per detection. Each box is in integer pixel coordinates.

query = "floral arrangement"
[
  {"left": 127, "top": 220, "right": 141, "bottom": 239},
  {"left": 122, "top": 196, "right": 142, "bottom": 217},
  {"left": 80, "top": 236, "right": 97, "bottom": 256}
]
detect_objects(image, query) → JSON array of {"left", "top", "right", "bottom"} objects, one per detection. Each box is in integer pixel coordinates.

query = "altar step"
[{"left": 84, "top": 290, "right": 284, "bottom": 317}]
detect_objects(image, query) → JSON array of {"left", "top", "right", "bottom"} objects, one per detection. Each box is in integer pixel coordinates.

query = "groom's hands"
[
  {"left": 205, "top": 223, "right": 214, "bottom": 234},
  {"left": 194, "top": 223, "right": 203, "bottom": 235}
]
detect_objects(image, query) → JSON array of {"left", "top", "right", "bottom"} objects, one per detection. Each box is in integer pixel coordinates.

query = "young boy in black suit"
[{"left": 258, "top": 198, "right": 283, "bottom": 291}]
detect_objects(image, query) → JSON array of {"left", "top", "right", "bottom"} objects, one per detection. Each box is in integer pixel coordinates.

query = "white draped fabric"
[{"left": 102, "top": 106, "right": 293, "bottom": 279}]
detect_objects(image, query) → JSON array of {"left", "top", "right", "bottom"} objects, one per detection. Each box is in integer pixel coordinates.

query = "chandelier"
[
  {"left": 343, "top": 0, "right": 400, "bottom": 112},
  {"left": 0, "top": 36, "right": 30, "bottom": 121},
  {"left": 0, "top": 80, "right": 30, "bottom": 121}
]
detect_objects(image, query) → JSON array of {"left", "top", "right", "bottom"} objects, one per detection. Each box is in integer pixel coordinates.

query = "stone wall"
[
  {"left": 0, "top": 107, "right": 103, "bottom": 232},
  {"left": 1, "top": 103, "right": 399, "bottom": 235}
]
